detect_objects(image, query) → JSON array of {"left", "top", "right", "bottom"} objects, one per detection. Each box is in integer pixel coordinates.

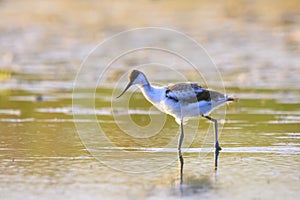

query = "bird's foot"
[{"left": 215, "top": 142, "right": 222, "bottom": 151}]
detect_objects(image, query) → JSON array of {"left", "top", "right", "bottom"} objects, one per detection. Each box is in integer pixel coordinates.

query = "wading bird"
[{"left": 116, "top": 69, "right": 237, "bottom": 169}]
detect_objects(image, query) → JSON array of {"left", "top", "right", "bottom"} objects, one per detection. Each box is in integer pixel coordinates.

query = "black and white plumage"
[{"left": 116, "top": 69, "right": 237, "bottom": 168}]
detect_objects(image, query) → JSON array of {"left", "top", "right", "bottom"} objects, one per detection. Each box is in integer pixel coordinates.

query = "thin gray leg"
[
  {"left": 202, "top": 115, "right": 222, "bottom": 151},
  {"left": 214, "top": 148, "right": 220, "bottom": 170},
  {"left": 179, "top": 150, "right": 184, "bottom": 186},
  {"left": 178, "top": 120, "right": 184, "bottom": 186},
  {"left": 178, "top": 120, "right": 184, "bottom": 153}
]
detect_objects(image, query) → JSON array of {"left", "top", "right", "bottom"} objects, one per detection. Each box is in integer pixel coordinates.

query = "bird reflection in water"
[{"left": 178, "top": 149, "right": 220, "bottom": 196}]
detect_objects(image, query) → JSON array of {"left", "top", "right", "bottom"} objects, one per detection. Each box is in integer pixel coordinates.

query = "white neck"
[{"left": 138, "top": 84, "right": 165, "bottom": 105}]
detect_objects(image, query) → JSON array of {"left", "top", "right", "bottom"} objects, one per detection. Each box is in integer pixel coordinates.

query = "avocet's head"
[{"left": 116, "top": 69, "right": 149, "bottom": 98}]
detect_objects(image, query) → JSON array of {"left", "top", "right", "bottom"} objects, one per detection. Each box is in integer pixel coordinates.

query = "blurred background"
[
  {"left": 0, "top": 0, "right": 299, "bottom": 89},
  {"left": 0, "top": 0, "right": 299, "bottom": 200}
]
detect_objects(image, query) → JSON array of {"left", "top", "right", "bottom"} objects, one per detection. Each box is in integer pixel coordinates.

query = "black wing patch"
[{"left": 195, "top": 89, "right": 211, "bottom": 101}]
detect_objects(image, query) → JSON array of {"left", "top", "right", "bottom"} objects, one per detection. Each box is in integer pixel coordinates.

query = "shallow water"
[
  {"left": 1, "top": 0, "right": 300, "bottom": 199},
  {"left": 1, "top": 85, "right": 299, "bottom": 199}
]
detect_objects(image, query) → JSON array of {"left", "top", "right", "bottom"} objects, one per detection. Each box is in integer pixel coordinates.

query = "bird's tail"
[{"left": 226, "top": 96, "right": 238, "bottom": 102}]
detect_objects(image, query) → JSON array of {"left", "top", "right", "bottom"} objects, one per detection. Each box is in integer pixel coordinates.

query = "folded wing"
[{"left": 165, "top": 83, "right": 218, "bottom": 103}]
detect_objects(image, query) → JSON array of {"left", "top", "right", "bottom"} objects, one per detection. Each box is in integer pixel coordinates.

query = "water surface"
[{"left": 0, "top": 0, "right": 300, "bottom": 199}]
